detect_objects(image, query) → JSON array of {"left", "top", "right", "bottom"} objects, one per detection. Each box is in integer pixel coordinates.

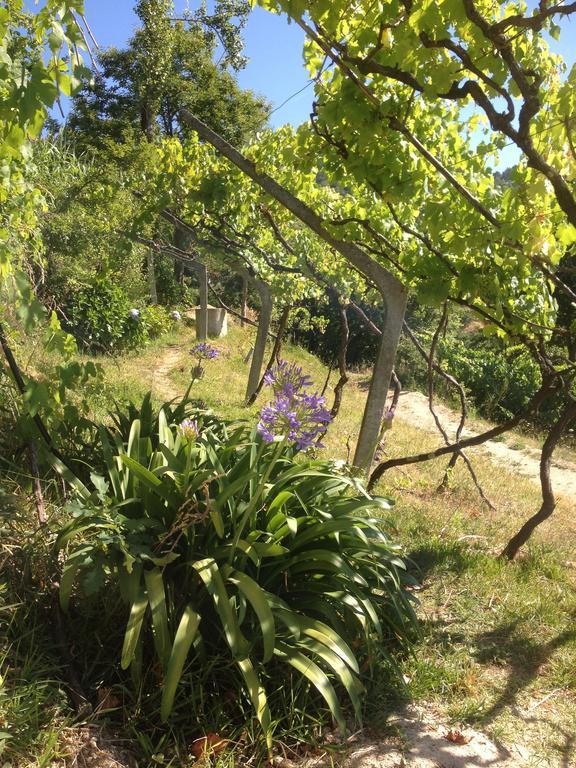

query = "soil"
[
  {"left": 49, "top": 726, "right": 138, "bottom": 768},
  {"left": 396, "top": 391, "right": 576, "bottom": 501},
  {"left": 149, "top": 344, "right": 185, "bottom": 401},
  {"left": 296, "top": 706, "right": 523, "bottom": 768}
]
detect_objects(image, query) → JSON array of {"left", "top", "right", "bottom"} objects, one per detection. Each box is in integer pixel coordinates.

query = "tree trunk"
[
  {"left": 174, "top": 226, "right": 193, "bottom": 282},
  {"left": 245, "top": 276, "right": 273, "bottom": 404},
  {"left": 241, "top": 276, "right": 248, "bottom": 328},
  {"left": 195, "top": 262, "right": 208, "bottom": 341},
  {"left": 500, "top": 399, "right": 576, "bottom": 560},
  {"left": 354, "top": 288, "right": 407, "bottom": 470},
  {"left": 330, "top": 301, "right": 350, "bottom": 419},
  {"left": 248, "top": 304, "right": 291, "bottom": 406}
]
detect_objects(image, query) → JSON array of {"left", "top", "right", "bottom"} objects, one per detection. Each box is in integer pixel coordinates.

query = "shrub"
[
  {"left": 53, "top": 402, "right": 418, "bottom": 749},
  {"left": 437, "top": 338, "right": 541, "bottom": 422},
  {"left": 142, "top": 304, "right": 174, "bottom": 339},
  {"left": 288, "top": 296, "right": 382, "bottom": 368},
  {"left": 155, "top": 253, "right": 187, "bottom": 306},
  {"left": 65, "top": 283, "right": 179, "bottom": 353},
  {"left": 66, "top": 280, "right": 141, "bottom": 352}
]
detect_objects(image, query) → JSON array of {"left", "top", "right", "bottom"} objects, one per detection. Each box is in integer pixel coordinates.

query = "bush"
[
  {"left": 155, "top": 254, "right": 187, "bottom": 306},
  {"left": 142, "top": 304, "right": 174, "bottom": 339},
  {"left": 65, "top": 283, "right": 177, "bottom": 353},
  {"left": 66, "top": 280, "right": 136, "bottom": 352},
  {"left": 54, "top": 400, "right": 418, "bottom": 749},
  {"left": 437, "top": 338, "right": 541, "bottom": 422},
  {"left": 288, "top": 296, "right": 382, "bottom": 368}
]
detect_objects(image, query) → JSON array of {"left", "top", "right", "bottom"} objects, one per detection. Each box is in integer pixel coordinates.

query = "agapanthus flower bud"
[{"left": 179, "top": 418, "right": 199, "bottom": 441}]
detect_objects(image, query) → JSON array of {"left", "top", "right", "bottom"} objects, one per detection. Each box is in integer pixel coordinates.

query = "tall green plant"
[{"left": 54, "top": 403, "right": 418, "bottom": 749}]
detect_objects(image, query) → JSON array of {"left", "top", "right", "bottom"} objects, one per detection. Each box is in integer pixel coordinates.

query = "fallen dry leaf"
[
  {"left": 190, "top": 733, "right": 230, "bottom": 759},
  {"left": 444, "top": 729, "right": 472, "bottom": 745},
  {"left": 96, "top": 687, "right": 121, "bottom": 710}
]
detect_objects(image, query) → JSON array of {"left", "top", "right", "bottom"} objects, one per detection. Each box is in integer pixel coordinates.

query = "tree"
[
  {"left": 65, "top": 1, "right": 270, "bottom": 152},
  {"left": 0, "top": 2, "right": 104, "bottom": 486},
  {"left": 174, "top": 0, "right": 576, "bottom": 556}
]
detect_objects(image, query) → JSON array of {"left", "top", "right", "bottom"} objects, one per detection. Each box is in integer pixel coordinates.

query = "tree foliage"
[{"left": 66, "top": 2, "right": 270, "bottom": 151}]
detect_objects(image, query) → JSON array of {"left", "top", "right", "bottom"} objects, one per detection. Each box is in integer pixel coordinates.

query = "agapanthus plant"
[{"left": 258, "top": 360, "right": 332, "bottom": 450}]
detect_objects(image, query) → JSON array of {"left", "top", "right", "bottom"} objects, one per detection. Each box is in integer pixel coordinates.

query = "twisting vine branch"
[
  {"left": 367, "top": 376, "right": 558, "bottom": 491},
  {"left": 501, "top": 397, "right": 576, "bottom": 560},
  {"left": 426, "top": 307, "right": 495, "bottom": 509}
]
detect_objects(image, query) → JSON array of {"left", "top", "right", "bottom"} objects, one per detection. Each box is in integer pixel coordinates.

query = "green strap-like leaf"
[
  {"left": 119, "top": 455, "right": 178, "bottom": 506},
  {"left": 160, "top": 604, "right": 200, "bottom": 721},
  {"left": 118, "top": 563, "right": 143, "bottom": 605},
  {"left": 97, "top": 426, "right": 123, "bottom": 499},
  {"left": 207, "top": 498, "right": 225, "bottom": 538},
  {"left": 144, "top": 568, "right": 171, "bottom": 669},
  {"left": 192, "top": 558, "right": 247, "bottom": 658},
  {"left": 121, "top": 588, "right": 148, "bottom": 670},
  {"left": 299, "top": 636, "right": 363, "bottom": 722},
  {"left": 275, "top": 642, "right": 346, "bottom": 734},
  {"left": 229, "top": 570, "right": 276, "bottom": 662},
  {"left": 59, "top": 547, "right": 92, "bottom": 612},
  {"left": 157, "top": 408, "right": 174, "bottom": 450},
  {"left": 237, "top": 656, "right": 273, "bottom": 754},
  {"left": 275, "top": 609, "right": 359, "bottom": 673},
  {"left": 127, "top": 418, "right": 141, "bottom": 461},
  {"left": 119, "top": 454, "right": 162, "bottom": 489},
  {"left": 46, "top": 453, "right": 91, "bottom": 501},
  {"left": 214, "top": 470, "right": 257, "bottom": 513},
  {"left": 267, "top": 490, "right": 294, "bottom": 513}
]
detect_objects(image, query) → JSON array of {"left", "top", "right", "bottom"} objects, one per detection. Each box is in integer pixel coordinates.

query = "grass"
[{"left": 2, "top": 317, "right": 576, "bottom": 766}]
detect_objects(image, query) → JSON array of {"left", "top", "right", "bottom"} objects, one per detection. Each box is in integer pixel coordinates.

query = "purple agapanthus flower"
[
  {"left": 257, "top": 359, "right": 332, "bottom": 450},
  {"left": 179, "top": 418, "right": 199, "bottom": 441},
  {"left": 191, "top": 342, "right": 219, "bottom": 361},
  {"left": 263, "top": 360, "right": 313, "bottom": 398}
]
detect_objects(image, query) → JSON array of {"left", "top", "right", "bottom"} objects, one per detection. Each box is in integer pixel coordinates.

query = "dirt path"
[
  {"left": 149, "top": 344, "right": 184, "bottom": 401},
  {"left": 396, "top": 391, "right": 576, "bottom": 501}
]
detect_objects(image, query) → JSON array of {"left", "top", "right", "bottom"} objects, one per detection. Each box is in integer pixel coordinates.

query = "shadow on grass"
[
  {"left": 406, "top": 540, "right": 480, "bottom": 583},
  {"left": 472, "top": 617, "right": 576, "bottom": 725},
  {"left": 548, "top": 721, "right": 576, "bottom": 768}
]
